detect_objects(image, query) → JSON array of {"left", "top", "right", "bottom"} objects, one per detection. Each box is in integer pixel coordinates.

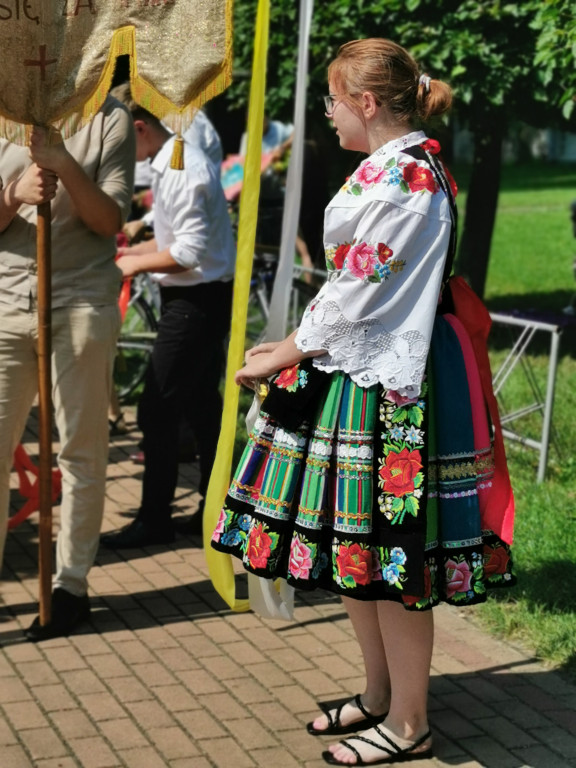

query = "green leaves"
[{"left": 227, "top": 0, "right": 574, "bottom": 137}]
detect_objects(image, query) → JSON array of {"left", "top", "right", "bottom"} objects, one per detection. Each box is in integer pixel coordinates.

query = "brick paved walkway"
[{"left": 1, "top": 408, "right": 575, "bottom": 768}]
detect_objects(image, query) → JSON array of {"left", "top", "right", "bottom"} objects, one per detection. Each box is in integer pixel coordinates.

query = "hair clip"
[{"left": 419, "top": 74, "right": 431, "bottom": 93}]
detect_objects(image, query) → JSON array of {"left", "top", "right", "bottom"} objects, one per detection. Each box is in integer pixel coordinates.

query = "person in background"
[
  {"left": 239, "top": 114, "right": 293, "bottom": 162},
  {"left": 211, "top": 38, "right": 515, "bottom": 765},
  {"left": 101, "top": 84, "right": 235, "bottom": 549},
  {"left": 0, "top": 96, "right": 135, "bottom": 640},
  {"left": 113, "top": 108, "right": 225, "bottom": 452}
]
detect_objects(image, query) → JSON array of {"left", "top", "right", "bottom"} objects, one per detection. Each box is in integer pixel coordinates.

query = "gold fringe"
[
  {"left": 170, "top": 135, "right": 184, "bottom": 170},
  {"left": 0, "top": 0, "right": 234, "bottom": 145}
]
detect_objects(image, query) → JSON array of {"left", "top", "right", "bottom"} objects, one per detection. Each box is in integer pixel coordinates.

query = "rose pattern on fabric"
[
  {"left": 378, "top": 386, "right": 426, "bottom": 524},
  {"left": 328, "top": 242, "right": 352, "bottom": 271},
  {"left": 346, "top": 242, "right": 378, "bottom": 279},
  {"left": 211, "top": 508, "right": 228, "bottom": 542},
  {"left": 246, "top": 522, "right": 274, "bottom": 569},
  {"left": 444, "top": 553, "right": 486, "bottom": 602},
  {"left": 355, "top": 160, "right": 387, "bottom": 188},
  {"left": 344, "top": 154, "right": 439, "bottom": 198},
  {"left": 403, "top": 561, "right": 436, "bottom": 608},
  {"left": 275, "top": 364, "right": 308, "bottom": 393},
  {"left": 334, "top": 542, "right": 373, "bottom": 588},
  {"left": 289, "top": 534, "right": 315, "bottom": 579},
  {"left": 402, "top": 162, "right": 437, "bottom": 194},
  {"left": 380, "top": 448, "right": 423, "bottom": 497},
  {"left": 325, "top": 240, "right": 405, "bottom": 283},
  {"left": 483, "top": 542, "right": 514, "bottom": 586}
]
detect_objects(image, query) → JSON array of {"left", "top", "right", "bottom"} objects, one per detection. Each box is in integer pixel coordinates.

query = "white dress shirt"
[{"left": 149, "top": 136, "right": 236, "bottom": 287}]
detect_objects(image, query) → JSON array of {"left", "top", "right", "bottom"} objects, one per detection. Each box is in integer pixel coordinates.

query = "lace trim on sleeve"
[{"left": 296, "top": 299, "right": 428, "bottom": 397}]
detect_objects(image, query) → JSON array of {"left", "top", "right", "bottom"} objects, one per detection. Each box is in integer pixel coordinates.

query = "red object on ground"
[{"left": 8, "top": 444, "right": 62, "bottom": 530}]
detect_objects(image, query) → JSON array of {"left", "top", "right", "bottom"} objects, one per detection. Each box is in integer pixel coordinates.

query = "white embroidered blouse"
[{"left": 295, "top": 130, "right": 453, "bottom": 397}]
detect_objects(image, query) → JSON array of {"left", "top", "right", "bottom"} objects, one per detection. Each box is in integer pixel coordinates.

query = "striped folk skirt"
[{"left": 211, "top": 313, "right": 516, "bottom": 610}]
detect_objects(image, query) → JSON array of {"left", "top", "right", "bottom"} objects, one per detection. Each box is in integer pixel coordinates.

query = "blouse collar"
[{"left": 369, "top": 130, "right": 428, "bottom": 162}]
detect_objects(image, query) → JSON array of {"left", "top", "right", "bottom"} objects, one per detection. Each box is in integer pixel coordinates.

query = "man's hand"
[
  {"left": 28, "top": 126, "right": 70, "bottom": 175},
  {"left": 11, "top": 164, "right": 58, "bottom": 206},
  {"left": 116, "top": 254, "right": 144, "bottom": 279},
  {"left": 123, "top": 219, "right": 147, "bottom": 244}
]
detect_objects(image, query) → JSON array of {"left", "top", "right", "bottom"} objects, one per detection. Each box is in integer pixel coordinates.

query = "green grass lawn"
[{"left": 454, "top": 161, "right": 576, "bottom": 679}]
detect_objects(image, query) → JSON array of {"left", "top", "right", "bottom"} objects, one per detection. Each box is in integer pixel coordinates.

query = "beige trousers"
[{"left": 0, "top": 303, "right": 120, "bottom": 596}]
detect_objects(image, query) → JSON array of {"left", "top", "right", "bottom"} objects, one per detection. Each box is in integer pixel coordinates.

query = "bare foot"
[{"left": 326, "top": 723, "right": 432, "bottom": 765}]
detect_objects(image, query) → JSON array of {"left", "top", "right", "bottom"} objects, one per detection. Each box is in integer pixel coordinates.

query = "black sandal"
[
  {"left": 109, "top": 414, "right": 128, "bottom": 435},
  {"left": 306, "top": 694, "right": 387, "bottom": 737},
  {"left": 322, "top": 726, "right": 433, "bottom": 765}
]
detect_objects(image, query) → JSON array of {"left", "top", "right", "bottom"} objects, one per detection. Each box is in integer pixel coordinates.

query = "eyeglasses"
[{"left": 323, "top": 94, "right": 337, "bottom": 115}]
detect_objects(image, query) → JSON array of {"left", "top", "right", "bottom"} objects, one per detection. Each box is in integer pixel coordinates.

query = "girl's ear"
[{"left": 361, "top": 91, "right": 379, "bottom": 119}]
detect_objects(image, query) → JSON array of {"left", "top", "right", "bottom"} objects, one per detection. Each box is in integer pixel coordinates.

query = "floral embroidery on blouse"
[
  {"left": 274, "top": 364, "right": 308, "bottom": 392},
  {"left": 343, "top": 155, "right": 438, "bottom": 197},
  {"left": 325, "top": 240, "right": 406, "bottom": 282}
]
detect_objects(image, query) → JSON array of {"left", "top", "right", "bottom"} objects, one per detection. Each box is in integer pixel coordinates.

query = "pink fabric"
[{"left": 448, "top": 276, "right": 515, "bottom": 544}]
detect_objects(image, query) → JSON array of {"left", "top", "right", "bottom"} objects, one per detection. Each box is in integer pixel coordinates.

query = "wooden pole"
[{"left": 36, "top": 200, "right": 52, "bottom": 625}]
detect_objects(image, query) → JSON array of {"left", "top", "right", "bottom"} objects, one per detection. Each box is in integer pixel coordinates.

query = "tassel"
[{"left": 170, "top": 134, "right": 184, "bottom": 170}]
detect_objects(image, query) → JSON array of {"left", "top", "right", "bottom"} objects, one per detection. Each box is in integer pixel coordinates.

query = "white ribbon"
[{"left": 248, "top": 0, "right": 315, "bottom": 621}]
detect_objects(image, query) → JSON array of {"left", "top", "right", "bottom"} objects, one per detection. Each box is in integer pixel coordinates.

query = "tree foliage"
[
  {"left": 230, "top": 0, "right": 570, "bottom": 123},
  {"left": 533, "top": 0, "right": 576, "bottom": 120},
  {"left": 228, "top": 0, "right": 576, "bottom": 296}
]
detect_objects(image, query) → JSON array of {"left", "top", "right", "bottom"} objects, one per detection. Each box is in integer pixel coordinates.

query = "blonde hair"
[
  {"left": 109, "top": 82, "right": 161, "bottom": 125},
  {"left": 327, "top": 38, "right": 452, "bottom": 123}
]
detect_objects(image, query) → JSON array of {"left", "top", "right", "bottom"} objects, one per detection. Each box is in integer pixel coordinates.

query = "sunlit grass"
[{"left": 459, "top": 161, "right": 576, "bottom": 679}]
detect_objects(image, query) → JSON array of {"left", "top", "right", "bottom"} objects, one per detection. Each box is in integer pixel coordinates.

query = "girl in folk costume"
[{"left": 212, "top": 38, "right": 515, "bottom": 766}]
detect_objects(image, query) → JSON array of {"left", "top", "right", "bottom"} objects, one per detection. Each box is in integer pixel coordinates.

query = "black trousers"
[{"left": 137, "top": 280, "right": 232, "bottom": 526}]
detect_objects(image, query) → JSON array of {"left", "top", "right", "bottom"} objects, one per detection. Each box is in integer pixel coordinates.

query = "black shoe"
[
  {"left": 100, "top": 518, "right": 175, "bottom": 549},
  {"left": 25, "top": 588, "right": 90, "bottom": 642},
  {"left": 174, "top": 511, "right": 203, "bottom": 536}
]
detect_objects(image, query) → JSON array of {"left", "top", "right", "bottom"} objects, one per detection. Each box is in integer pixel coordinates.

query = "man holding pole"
[{"left": 0, "top": 95, "right": 135, "bottom": 641}]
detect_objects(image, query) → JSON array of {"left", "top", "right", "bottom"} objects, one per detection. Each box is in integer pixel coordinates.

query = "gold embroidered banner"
[{"left": 0, "top": 0, "right": 233, "bottom": 144}]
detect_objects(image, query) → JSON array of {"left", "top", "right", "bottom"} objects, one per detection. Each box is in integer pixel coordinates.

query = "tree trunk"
[{"left": 456, "top": 122, "right": 505, "bottom": 299}]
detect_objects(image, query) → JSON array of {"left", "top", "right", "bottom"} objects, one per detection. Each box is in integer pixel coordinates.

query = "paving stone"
[
  {"left": 198, "top": 735, "right": 257, "bottom": 767},
  {"left": 67, "top": 736, "right": 121, "bottom": 768},
  {"left": 3, "top": 700, "right": 49, "bottom": 731},
  {"left": 2, "top": 411, "right": 576, "bottom": 768},
  {"left": 146, "top": 725, "right": 201, "bottom": 760},
  {"left": 17, "top": 727, "right": 69, "bottom": 761},
  {"left": 0, "top": 745, "right": 34, "bottom": 768},
  {"left": 460, "top": 734, "right": 529, "bottom": 767},
  {"left": 97, "top": 717, "right": 149, "bottom": 750}
]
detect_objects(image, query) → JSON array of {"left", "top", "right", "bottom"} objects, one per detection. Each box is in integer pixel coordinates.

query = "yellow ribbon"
[{"left": 202, "top": 0, "right": 270, "bottom": 611}]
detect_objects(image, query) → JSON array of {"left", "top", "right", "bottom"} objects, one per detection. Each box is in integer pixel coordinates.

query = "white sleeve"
[
  {"left": 295, "top": 189, "right": 451, "bottom": 397},
  {"left": 163, "top": 163, "right": 213, "bottom": 271}
]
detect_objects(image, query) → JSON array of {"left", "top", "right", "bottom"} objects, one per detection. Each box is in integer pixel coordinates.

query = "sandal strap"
[
  {"left": 352, "top": 694, "right": 372, "bottom": 720},
  {"left": 373, "top": 726, "right": 432, "bottom": 756},
  {"left": 341, "top": 727, "right": 432, "bottom": 760},
  {"left": 319, "top": 700, "right": 346, "bottom": 730},
  {"left": 320, "top": 694, "right": 371, "bottom": 730},
  {"left": 337, "top": 739, "right": 362, "bottom": 763}
]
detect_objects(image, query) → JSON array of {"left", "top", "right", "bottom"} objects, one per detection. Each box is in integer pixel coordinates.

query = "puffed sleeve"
[{"left": 295, "top": 157, "right": 452, "bottom": 397}]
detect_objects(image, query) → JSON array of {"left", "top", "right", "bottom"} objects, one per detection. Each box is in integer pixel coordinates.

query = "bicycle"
[
  {"left": 246, "top": 253, "right": 326, "bottom": 341},
  {"left": 114, "top": 273, "right": 159, "bottom": 402}
]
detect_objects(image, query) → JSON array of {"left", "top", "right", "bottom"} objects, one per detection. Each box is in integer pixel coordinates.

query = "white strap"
[{"left": 264, "top": 0, "right": 314, "bottom": 342}]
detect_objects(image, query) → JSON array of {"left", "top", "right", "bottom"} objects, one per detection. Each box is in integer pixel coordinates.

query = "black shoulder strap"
[{"left": 403, "top": 144, "right": 457, "bottom": 286}]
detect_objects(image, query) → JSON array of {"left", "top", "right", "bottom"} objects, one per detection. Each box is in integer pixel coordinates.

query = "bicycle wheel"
[
  {"left": 114, "top": 296, "right": 157, "bottom": 402},
  {"left": 287, "top": 277, "right": 317, "bottom": 333}
]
